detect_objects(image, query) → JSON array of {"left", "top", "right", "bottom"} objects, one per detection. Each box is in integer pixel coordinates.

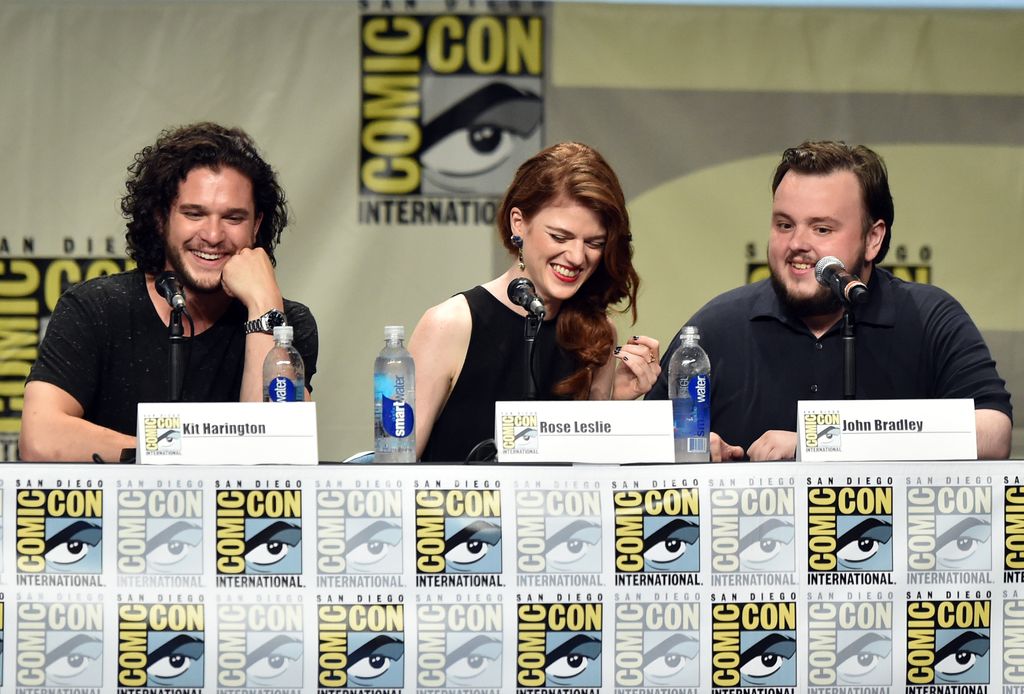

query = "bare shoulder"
[{"left": 411, "top": 294, "right": 472, "bottom": 347}]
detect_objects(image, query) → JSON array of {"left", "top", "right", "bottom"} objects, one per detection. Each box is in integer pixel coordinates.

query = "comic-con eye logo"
[
  {"left": 517, "top": 490, "right": 602, "bottom": 577},
  {"left": 118, "top": 490, "right": 203, "bottom": 575},
  {"left": 808, "top": 601, "right": 893, "bottom": 687},
  {"left": 613, "top": 489, "right": 699, "bottom": 577},
  {"left": 502, "top": 414, "right": 539, "bottom": 454},
  {"left": 1005, "top": 485, "right": 1024, "bottom": 573},
  {"left": 416, "top": 490, "right": 502, "bottom": 575},
  {"left": 218, "top": 604, "right": 303, "bottom": 689},
  {"left": 710, "top": 487, "right": 795, "bottom": 574},
  {"left": 712, "top": 602, "right": 797, "bottom": 689},
  {"left": 359, "top": 13, "right": 544, "bottom": 198},
  {"left": 16, "top": 490, "right": 103, "bottom": 574},
  {"left": 615, "top": 602, "right": 699, "bottom": 688},
  {"left": 908, "top": 486, "right": 992, "bottom": 572},
  {"left": 907, "top": 600, "right": 991, "bottom": 686},
  {"left": 118, "top": 603, "right": 205, "bottom": 688},
  {"left": 216, "top": 490, "right": 302, "bottom": 575},
  {"left": 0, "top": 601, "right": 4, "bottom": 685},
  {"left": 16, "top": 602, "right": 103, "bottom": 688},
  {"left": 1004, "top": 597, "right": 1024, "bottom": 685},
  {"left": 809, "top": 487, "right": 893, "bottom": 573},
  {"left": 517, "top": 603, "right": 602, "bottom": 690},
  {"left": 318, "top": 604, "right": 405, "bottom": 689},
  {"left": 318, "top": 490, "right": 402, "bottom": 575},
  {"left": 418, "top": 603, "right": 502, "bottom": 689},
  {"left": 803, "top": 412, "right": 841, "bottom": 452},
  {"left": 143, "top": 416, "right": 182, "bottom": 455}
]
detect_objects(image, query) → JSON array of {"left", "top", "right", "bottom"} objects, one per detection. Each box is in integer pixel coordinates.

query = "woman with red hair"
[{"left": 410, "top": 142, "right": 660, "bottom": 461}]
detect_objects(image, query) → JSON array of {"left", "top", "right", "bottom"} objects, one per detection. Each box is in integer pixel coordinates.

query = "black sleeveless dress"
[{"left": 421, "top": 286, "right": 578, "bottom": 462}]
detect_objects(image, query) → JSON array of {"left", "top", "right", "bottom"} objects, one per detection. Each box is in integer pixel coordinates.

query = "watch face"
[{"left": 267, "top": 310, "right": 287, "bottom": 328}]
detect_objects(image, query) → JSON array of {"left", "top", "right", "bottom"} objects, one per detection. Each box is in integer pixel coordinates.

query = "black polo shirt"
[{"left": 647, "top": 268, "right": 1012, "bottom": 454}]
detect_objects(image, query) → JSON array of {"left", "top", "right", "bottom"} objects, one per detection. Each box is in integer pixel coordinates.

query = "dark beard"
[{"left": 770, "top": 272, "right": 842, "bottom": 318}]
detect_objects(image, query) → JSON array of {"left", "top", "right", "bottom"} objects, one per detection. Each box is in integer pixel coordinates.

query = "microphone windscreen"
[{"left": 814, "top": 256, "right": 844, "bottom": 285}]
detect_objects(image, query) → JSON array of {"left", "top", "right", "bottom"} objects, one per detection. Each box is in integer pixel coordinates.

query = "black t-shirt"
[
  {"left": 421, "top": 286, "right": 578, "bottom": 462},
  {"left": 28, "top": 269, "right": 319, "bottom": 436},
  {"left": 647, "top": 268, "right": 1012, "bottom": 454}
]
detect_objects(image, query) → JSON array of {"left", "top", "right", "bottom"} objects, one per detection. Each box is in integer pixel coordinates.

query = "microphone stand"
[
  {"left": 522, "top": 313, "right": 542, "bottom": 400},
  {"left": 168, "top": 306, "right": 186, "bottom": 402},
  {"left": 842, "top": 309, "right": 856, "bottom": 400}
]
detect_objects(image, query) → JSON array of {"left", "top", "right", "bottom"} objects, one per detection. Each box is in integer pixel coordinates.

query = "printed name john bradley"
[
  {"left": 614, "top": 489, "right": 700, "bottom": 583},
  {"left": 415, "top": 489, "right": 502, "bottom": 585},
  {"left": 216, "top": 490, "right": 302, "bottom": 582},
  {"left": 17, "top": 489, "right": 103, "bottom": 574},
  {"left": 517, "top": 602, "right": 602, "bottom": 691},
  {"left": 118, "top": 602, "right": 205, "bottom": 689}
]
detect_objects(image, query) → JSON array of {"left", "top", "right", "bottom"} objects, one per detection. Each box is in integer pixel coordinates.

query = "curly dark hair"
[
  {"left": 122, "top": 122, "right": 288, "bottom": 273},
  {"left": 497, "top": 142, "right": 640, "bottom": 399}
]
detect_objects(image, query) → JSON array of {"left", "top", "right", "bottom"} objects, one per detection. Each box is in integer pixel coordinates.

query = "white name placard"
[
  {"left": 136, "top": 401, "right": 318, "bottom": 465},
  {"left": 494, "top": 400, "right": 674, "bottom": 463},
  {"left": 797, "top": 398, "right": 976, "bottom": 461}
]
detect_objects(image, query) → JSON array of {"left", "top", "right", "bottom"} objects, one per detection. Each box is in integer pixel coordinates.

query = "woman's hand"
[{"left": 611, "top": 335, "right": 661, "bottom": 399}]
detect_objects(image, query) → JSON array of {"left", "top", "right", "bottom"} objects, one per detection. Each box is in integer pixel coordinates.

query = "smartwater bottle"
[
  {"left": 263, "top": 325, "right": 305, "bottom": 402},
  {"left": 374, "top": 325, "right": 416, "bottom": 462},
  {"left": 668, "top": 326, "right": 711, "bottom": 462}
]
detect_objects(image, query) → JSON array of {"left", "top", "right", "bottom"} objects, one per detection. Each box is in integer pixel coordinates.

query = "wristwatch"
[{"left": 243, "top": 308, "right": 287, "bottom": 335}]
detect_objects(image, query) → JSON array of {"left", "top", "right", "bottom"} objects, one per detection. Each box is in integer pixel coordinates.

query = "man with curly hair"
[{"left": 19, "top": 122, "right": 318, "bottom": 461}]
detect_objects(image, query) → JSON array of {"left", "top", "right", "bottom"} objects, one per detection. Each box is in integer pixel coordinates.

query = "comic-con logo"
[
  {"left": 711, "top": 601, "right": 797, "bottom": 689},
  {"left": 502, "top": 414, "right": 539, "bottom": 454},
  {"left": 117, "top": 603, "right": 205, "bottom": 688},
  {"left": 16, "top": 601, "right": 103, "bottom": 688},
  {"left": 142, "top": 416, "right": 182, "bottom": 455},
  {"left": 517, "top": 490, "right": 602, "bottom": 580},
  {"left": 117, "top": 490, "right": 203, "bottom": 575},
  {"left": 710, "top": 486, "right": 794, "bottom": 575},
  {"left": 0, "top": 601, "right": 4, "bottom": 685},
  {"left": 415, "top": 489, "right": 502, "bottom": 579},
  {"left": 216, "top": 490, "right": 302, "bottom": 576},
  {"left": 808, "top": 486, "right": 893, "bottom": 575},
  {"left": 1004, "top": 595, "right": 1024, "bottom": 684},
  {"left": 517, "top": 602, "right": 602, "bottom": 690},
  {"left": 359, "top": 12, "right": 544, "bottom": 200},
  {"left": 615, "top": 602, "right": 699, "bottom": 688},
  {"left": 906, "top": 599, "right": 990, "bottom": 686},
  {"left": 808, "top": 599, "right": 893, "bottom": 687},
  {"left": 16, "top": 490, "right": 103, "bottom": 574},
  {"left": 613, "top": 489, "right": 699, "bottom": 582},
  {"left": 908, "top": 485, "right": 991, "bottom": 573},
  {"left": 1005, "top": 485, "right": 1024, "bottom": 576},
  {"left": 803, "top": 412, "right": 841, "bottom": 452},
  {"left": 218, "top": 603, "right": 303, "bottom": 689},
  {"left": 318, "top": 604, "right": 405, "bottom": 689},
  {"left": 318, "top": 490, "right": 402, "bottom": 575},
  {"left": 418, "top": 602, "right": 502, "bottom": 689}
]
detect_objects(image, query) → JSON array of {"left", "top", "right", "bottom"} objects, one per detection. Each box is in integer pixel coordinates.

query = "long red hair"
[{"left": 497, "top": 142, "right": 639, "bottom": 398}]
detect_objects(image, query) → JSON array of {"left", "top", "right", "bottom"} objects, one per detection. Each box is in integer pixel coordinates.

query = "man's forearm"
[
  {"left": 20, "top": 414, "right": 135, "bottom": 462},
  {"left": 976, "top": 408, "right": 1012, "bottom": 460}
]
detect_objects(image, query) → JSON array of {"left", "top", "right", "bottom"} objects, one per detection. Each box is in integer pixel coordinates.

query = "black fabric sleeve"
[
  {"left": 284, "top": 300, "right": 319, "bottom": 391},
  {"left": 27, "top": 288, "right": 104, "bottom": 410},
  {"left": 920, "top": 288, "right": 1012, "bottom": 421}
]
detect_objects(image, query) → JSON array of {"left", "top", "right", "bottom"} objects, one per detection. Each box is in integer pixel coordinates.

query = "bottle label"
[
  {"left": 267, "top": 376, "right": 299, "bottom": 402},
  {"left": 381, "top": 395, "right": 415, "bottom": 438},
  {"left": 673, "top": 374, "right": 710, "bottom": 450}
]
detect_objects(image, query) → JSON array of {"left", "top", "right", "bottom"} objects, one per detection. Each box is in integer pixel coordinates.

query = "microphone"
[
  {"left": 814, "top": 256, "right": 868, "bottom": 307},
  {"left": 156, "top": 271, "right": 187, "bottom": 311},
  {"left": 507, "top": 278, "right": 546, "bottom": 319}
]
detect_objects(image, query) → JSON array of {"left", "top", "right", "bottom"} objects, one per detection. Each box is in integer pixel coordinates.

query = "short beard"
[
  {"left": 163, "top": 244, "right": 222, "bottom": 295},
  {"left": 769, "top": 253, "right": 867, "bottom": 319}
]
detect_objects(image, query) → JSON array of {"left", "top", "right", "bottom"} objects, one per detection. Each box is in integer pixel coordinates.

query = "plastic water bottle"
[
  {"left": 668, "top": 326, "right": 711, "bottom": 462},
  {"left": 263, "top": 325, "right": 305, "bottom": 402},
  {"left": 374, "top": 325, "right": 416, "bottom": 462}
]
